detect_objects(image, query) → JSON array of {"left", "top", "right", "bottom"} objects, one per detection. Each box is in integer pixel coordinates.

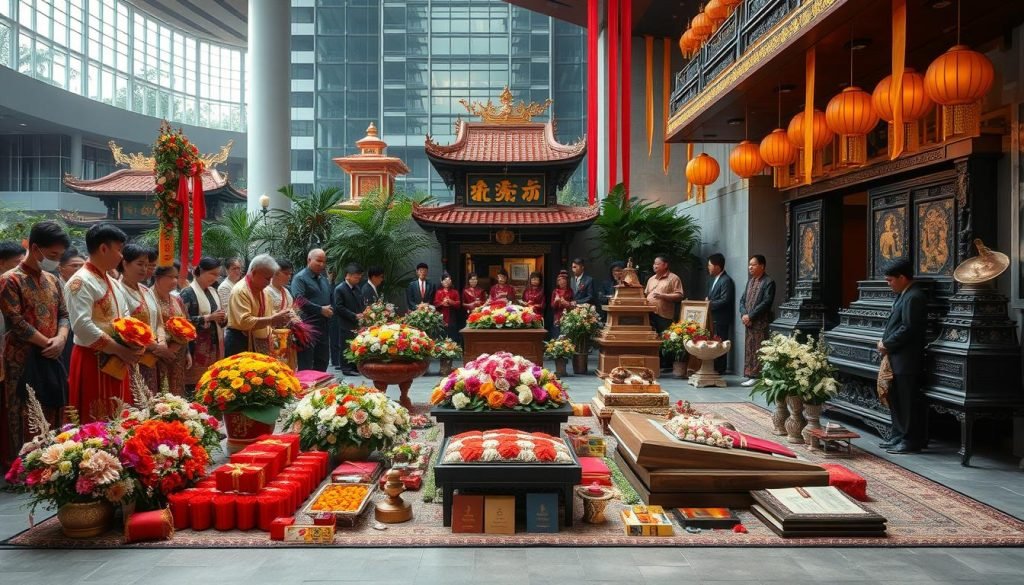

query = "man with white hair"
[
  {"left": 225, "top": 254, "right": 292, "bottom": 357},
  {"left": 291, "top": 248, "right": 333, "bottom": 371}
]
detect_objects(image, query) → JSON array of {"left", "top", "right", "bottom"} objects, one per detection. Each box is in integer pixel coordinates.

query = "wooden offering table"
[
  {"left": 430, "top": 402, "right": 572, "bottom": 439},
  {"left": 460, "top": 327, "right": 547, "bottom": 365},
  {"left": 434, "top": 435, "right": 582, "bottom": 527}
]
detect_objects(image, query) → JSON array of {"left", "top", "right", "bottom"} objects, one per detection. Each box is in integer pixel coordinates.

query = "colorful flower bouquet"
[
  {"left": 119, "top": 419, "right": 209, "bottom": 508},
  {"left": 661, "top": 320, "right": 717, "bottom": 357},
  {"left": 466, "top": 300, "right": 543, "bottom": 329},
  {"left": 102, "top": 316, "right": 157, "bottom": 380},
  {"left": 344, "top": 323, "right": 436, "bottom": 365},
  {"left": 359, "top": 300, "right": 399, "bottom": 328},
  {"left": 433, "top": 338, "right": 463, "bottom": 360},
  {"left": 428, "top": 351, "right": 568, "bottom": 411},
  {"left": 543, "top": 336, "right": 577, "bottom": 360},
  {"left": 402, "top": 304, "right": 446, "bottom": 340},
  {"left": 558, "top": 304, "right": 603, "bottom": 349},
  {"left": 194, "top": 352, "right": 301, "bottom": 424},
  {"left": 753, "top": 333, "right": 838, "bottom": 405},
  {"left": 165, "top": 316, "right": 197, "bottom": 345},
  {"left": 664, "top": 415, "right": 734, "bottom": 449},
  {"left": 286, "top": 384, "right": 411, "bottom": 456},
  {"left": 113, "top": 392, "right": 222, "bottom": 455},
  {"left": 5, "top": 420, "right": 133, "bottom": 514}
]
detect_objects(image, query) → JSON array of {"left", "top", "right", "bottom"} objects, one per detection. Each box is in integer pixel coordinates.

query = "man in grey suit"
[
  {"left": 706, "top": 253, "right": 735, "bottom": 374},
  {"left": 877, "top": 259, "right": 928, "bottom": 454}
]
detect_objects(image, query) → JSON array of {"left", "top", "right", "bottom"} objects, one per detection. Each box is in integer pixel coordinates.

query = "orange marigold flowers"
[
  {"left": 112, "top": 316, "right": 155, "bottom": 348},
  {"left": 165, "top": 316, "right": 197, "bottom": 344}
]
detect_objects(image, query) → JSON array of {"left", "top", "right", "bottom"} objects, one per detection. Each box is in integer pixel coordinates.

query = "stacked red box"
[
  {"left": 578, "top": 457, "right": 612, "bottom": 486},
  {"left": 214, "top": 463, "right": 267, "bottom": 494}
]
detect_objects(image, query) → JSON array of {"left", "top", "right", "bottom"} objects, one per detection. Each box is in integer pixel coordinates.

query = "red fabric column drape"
[
  {"left": 607, "top": 0, "right": 619, "bottom": 189},
  {"left": 587, "top": 0, "right": 599, "bottom": 205},
  {"left": 620, "top": 0, "right": 632, "bottom": 198}
]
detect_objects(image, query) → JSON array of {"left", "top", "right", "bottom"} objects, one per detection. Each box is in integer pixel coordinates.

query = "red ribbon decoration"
[
  {"left": 607, "top": 0, "right": 619, "bottom": 188},
  {"left": 177, "top": 177, "right": 190, "bottom": 276},
  {"left": 192, "top": 172, "right": 205, "bottom": 268},
  {"left": 586, "top": 0, "right": 598, "bottom": 205},
  {"left": 620, "top": 0, "right": 632, "bottom": 199}
]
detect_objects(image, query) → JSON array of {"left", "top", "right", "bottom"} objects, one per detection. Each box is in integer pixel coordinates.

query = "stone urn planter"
[
  {"left": 357, "top": 360, "right": 430, "bottom": 410},
  {"left": 57, "top": 500, "right": 115, "bottom": 538},
  {"left": 223, "top": 410, "right": 279, "bottom": 454},
  {"left": 784, "top": 395, "right": 807, "bottom": 444},
  {"left": 771, "top": 397, "right": 789, "bottom": 436},
  {"left": 684, "top": 340, "right": 731, "bottom": 388},
  {"left": 802, "top": 402, "right": 825, "bottom": 448}
]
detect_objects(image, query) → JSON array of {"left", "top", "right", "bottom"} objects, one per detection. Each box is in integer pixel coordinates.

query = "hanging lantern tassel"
[
  {"left": 760, "top": 129, "right": 796, "bottom": 189},
  {"left": 685, "top": 153, "right": 719, "bottom": 204},
  {"left": 924, "top": 45, "right": 994, "bottom": 140},
  {"left": 825, "top": 86, "right": 878, "bottom": 168}
]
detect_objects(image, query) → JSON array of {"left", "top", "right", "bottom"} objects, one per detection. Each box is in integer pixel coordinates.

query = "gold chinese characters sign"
[{"left": 465, "top": 174, "right": 546, "bottom": 207}]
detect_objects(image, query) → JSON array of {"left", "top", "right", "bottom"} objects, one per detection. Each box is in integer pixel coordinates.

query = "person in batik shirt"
[{"left": 0, "top": 222, "right": 70, "bottom": 466}]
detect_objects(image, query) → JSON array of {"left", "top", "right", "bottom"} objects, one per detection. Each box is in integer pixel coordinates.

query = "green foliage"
[
  {"left": 557, "top": 183, "right": 587, "bottom": 207},
  {"left": 0, "top": 206, "right": 86, "bottom": 250},
  {"left": 325, "top": 189, "right": 436, "bottom": 300},
  {"left": 592, "top": 183, "right": 702, "bottom": 276},
  {"left": 200, "top": 206, "right": 269, "bottom": 264},
  {"left": 264, "top": 185, "right": 346, "bottom": 268},
  {"left": 750, "top": 333, "right": 838, "bottom": 405}
]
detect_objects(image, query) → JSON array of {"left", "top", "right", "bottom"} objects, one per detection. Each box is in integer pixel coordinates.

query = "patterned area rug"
[{"left": 7, "top": 402, "right": 1024, "bottom": 548}]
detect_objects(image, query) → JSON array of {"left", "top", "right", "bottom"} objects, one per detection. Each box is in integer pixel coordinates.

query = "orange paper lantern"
[
  {"left": 679, "top": 29, "right": 700, "bottom": 59},
  {"left": 873, "top": 69, "right": 933, "bottom": 155},
  {"left": 729, "top": 140, "right": 764, "bottom": 179},
  {"left": 691, "top": 12, "right": 713, "bottom": 41},
  {"left": 705, "top": 0, "right": 729, "bottom": 26},
  {"left": 759, "top": 129, "right": 796, "bottom": 188},
  {"left": 924, "top": 45, "right": 994, "bottom": 139},
  {"left": 787, "top": 110, "right": 833, "bottom": 180},
  {"left": 685, "top": 153, "right": 720, "bottom": 203},
  {"left": 825, "top": 86, "right": 879, "bottom": 167}
]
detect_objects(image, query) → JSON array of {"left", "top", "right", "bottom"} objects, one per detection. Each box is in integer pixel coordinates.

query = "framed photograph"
[
  {"left": 679, "top": 300, "right": 711, "bottom": 328},
  {"left": 509, "top": 263, "right": 530, "bottom": 283}
]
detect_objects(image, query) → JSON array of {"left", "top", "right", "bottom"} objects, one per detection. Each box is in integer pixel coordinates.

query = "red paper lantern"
[
  {"left": 691, "top": 12, "right": 713, "bottom": 41},
  {"left": 825, "top": 86, "right": 878, "bottom": 166},
  {"left": 729, "top": 140, "right": 764, "bottom": 179},
  {"left": 924, "top": 45, "right": 994, "bottom": 139},
  {"left": 759, "top": 128, "right": 796, "bottom": 188},
  {"left": 685, "top": 153, "right": 720, "bottom": 203}
]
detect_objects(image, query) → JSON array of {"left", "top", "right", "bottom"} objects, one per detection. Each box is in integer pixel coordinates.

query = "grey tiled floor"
[{"left": 2, "top": 363, "right": 1022, "bottom": 584}]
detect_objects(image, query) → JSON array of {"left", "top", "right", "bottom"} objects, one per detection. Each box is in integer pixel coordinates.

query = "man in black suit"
[
  {"left": 705, "top": 253, "right": 735, "bottom": 374},
  {"left": 362, "top": 265, "right": 384, "bottom": 306},
  {"left": 333, "top": 263, "right": 366, "bottom": 377},
  {"left": 569, "top": 257, "right": 595, "bottom": 305},
  {"left": 877, "top": 259, "right": 928, "bottom": 454},
  {"left": 406, "top": 262, "right": 436, "bottom": 311}
]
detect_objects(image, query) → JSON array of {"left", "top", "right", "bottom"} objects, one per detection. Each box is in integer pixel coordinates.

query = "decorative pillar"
[
  {"left": 69, "top": 132, "right": 83, "bottom": 178},
  {"left": 247, "top": 0, "right": 291, "bottom": 212}
]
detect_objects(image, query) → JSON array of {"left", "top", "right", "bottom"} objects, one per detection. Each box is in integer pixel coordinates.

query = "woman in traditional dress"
[
  {"left": 460, "top": 273, "right": 486, "bottom": 332},
  {"left": 432, "top": 272, "right": 461, "bottom": 340},
  {"left": 180, "top": 257, "right": 226, "bottom": 397},
  {"left": 264, "top": 259, "right": 298, "bottom": 369},
  {"left": 521, "top": 271, "right": 545, "bottom": 317},
  {"left": 488, "top": 269, "right": 516, "bottom": 303},
  {"left": 152, "top": 264, "right": 191, "bottom": 395},
  {"left": 550, "top": 270, "right": 574, "bottom": 338},
  {"left": 118, "top": 244, "right": 172, "bottom": 393}
]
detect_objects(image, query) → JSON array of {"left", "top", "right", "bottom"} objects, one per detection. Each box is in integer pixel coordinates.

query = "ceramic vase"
[
  {"left": 572, "top": 352, "right": 588, "bottom": 375},
  {"left": 784, "top": 395, "right": 807, "bottom": 444},
  {"left": 553, "top": 357, "right": 568, "bottom": 378},
  {"left": 802, "top": 402, "right": 825, "bottom": 448},
  {"left": 223, "top": 411, "right": 278, "bottom": 454},
  {"left": 357, "top": 360, "right": 430, "bottom": 410},
  {"left": 672, "top": 356, "right": 687, "bottom": 378},
  {"left": 771, "top": 397, "right": 789, "bottom": 436}
]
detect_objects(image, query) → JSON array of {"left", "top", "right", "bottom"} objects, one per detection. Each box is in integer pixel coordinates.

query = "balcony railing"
[{"left": 671, "top": 0, "right": 803, "bottom": 115}]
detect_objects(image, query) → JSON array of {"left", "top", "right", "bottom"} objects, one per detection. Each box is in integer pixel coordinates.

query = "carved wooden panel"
[
  {"left": 791, "top": 200, "right": 822, "bottom": 285},
  {"left": 916, "top": 198, "right": 955, "bottom": 276},
  {"left": 870, "top": 191, "right": 909, "bottom": 278}
]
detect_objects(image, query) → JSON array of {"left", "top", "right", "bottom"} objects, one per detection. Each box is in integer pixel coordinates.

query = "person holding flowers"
[
  {"left": 225, "top": 254, "right": 292, "bottom": 357},
  {"left": 432, "top": 272, "right": 461, "bottom": 340},
  {"left": 264, "top": 258, "right": 299, "bottom": 370},
  {"left": 119, "top": 244, "right": 174, "bottom": 393},
  {"left": 65, "top": 224, "right": 144, "bottom": 422},
  {"left": 153, "top": 264, "right": 192, "bottom": 394},
  {"left": 550, "top": 270, "right": 574, "bottom": 337},
  {"left": 521, "top": 271, "right": 546, "bottom": 317},
  {"left": 488, "top": 269, "right": 517, "bottom": 303},
  {"left": 181, "top": 257, "right": 226, "bottom": 397}
]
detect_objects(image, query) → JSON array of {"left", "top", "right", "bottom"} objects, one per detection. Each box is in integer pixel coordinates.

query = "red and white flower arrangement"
[
  {"left": 429, "top": 351, "right": 568, "bottom": 412},
  {"left": 113, "top": 392, "right": 222, "bottom": 455},
  {"left": 441, "top": 430, "right": 574, "bottom": 464},
  {"left": 285, "top": 383, "right": 411, "bottom": 456},
  {"left": 345, "top": 323, "right": 435, "bottom": 364},
  {"left": 119, "top": 419, "right": 209, "bottom": 508},
  {"left": 664, "top": 415, "right": 734, "bottom": 449},
  {"left": 466, "top": 300, "right": 543, "bottom": 329}
]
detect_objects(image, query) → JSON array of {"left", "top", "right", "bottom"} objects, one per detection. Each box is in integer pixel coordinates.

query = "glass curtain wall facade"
[
  {"left": 290, "top": 0, "right": 587, "bottom": 202},
  {"left": 0, "top": 0, "right": 246, "bottom": 131}
]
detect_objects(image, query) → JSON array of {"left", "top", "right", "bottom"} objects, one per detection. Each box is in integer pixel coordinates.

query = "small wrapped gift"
[
  {"left": 565, "top": 425, "right": 592, "bottom": 456},
  {"left": 400, "top": 472, "right": 423, "bottom": 491},
  {"left": 297, "top": 452, "right": 330, "bottom": 478},
  {"left": 236, "top": 495, "right": 258, "bottom": 531},
  {"left": 230, "top": 450, "right": 282, "bottom": 479},
  {"left": 288, "top": 459, "right": 322, "bottom": 481},
  {"left": 277, "top": 471, "right": 314, "bottom": 499},
  {"left": 312, "top": 512, "right": 336, "bottom": 526},
  {"left": 167, "top": 492, "right": 192, "bottom": 530},
  {"left": 269, "top": 516, "right": 295, "bottom": 541},
  {"left": 331, "top": 461, "right": 381, "bottom": 483},
  {"left": 253, "top": 435, "right": 298, "bottom": 466},
  {"left": 215, "top": 463, "right": 267, "bottom": 494},
  {"left": 284, "top": 524, "right": 334, "bottom": 543},
  {"left": 124, "top": 509, "right": 174, "bottom": 543},
  {"left": 268, "top": 480, "right": 303, "bottom": 510},
  {"left": 190, "top": 493, "right": 214, "bottom": 531},
  {"left": 212, "top": 494, "right": 237, "bottom": 531}
]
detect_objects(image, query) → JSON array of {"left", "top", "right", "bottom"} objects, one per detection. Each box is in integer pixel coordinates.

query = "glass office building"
[{"left": 290, "top": 0, "right": 587, "bottom": 202}]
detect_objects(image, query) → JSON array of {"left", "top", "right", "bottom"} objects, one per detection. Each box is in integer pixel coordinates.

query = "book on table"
[{"left": 749, "top": 486, "right": 886, "bottom": 537}]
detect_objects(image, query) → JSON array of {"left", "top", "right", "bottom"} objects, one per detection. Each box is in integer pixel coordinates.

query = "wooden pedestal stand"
[
  {"left": 375, "top": 469, "right": 412, "bottom": 523},
  {"left": 595, "top": 261, "right": 662, "bottom": 376}
]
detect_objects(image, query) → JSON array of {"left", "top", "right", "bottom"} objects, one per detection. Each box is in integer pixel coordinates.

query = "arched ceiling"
[{"left": 125, "top": 0, "right": 247, "bottom": 47}]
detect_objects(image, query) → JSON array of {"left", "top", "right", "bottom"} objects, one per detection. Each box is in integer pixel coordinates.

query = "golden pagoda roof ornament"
[
  {"left": 108, "top": 139, "right": 234, "bottom": 171},
  {"left": 459, "top": 86, "right": 552, "bottom": 124}
]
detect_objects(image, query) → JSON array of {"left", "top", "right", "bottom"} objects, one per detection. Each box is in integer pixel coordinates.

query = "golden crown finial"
[
  {"left": 459, "top": 86, "right": 552, "bottom": 124},
  {"left": 107, "top": 139, "right": 234, "bottom": 172}
]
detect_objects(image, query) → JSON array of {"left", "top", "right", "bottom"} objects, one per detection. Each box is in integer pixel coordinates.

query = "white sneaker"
[{"left": 740, "top": 379, "right": 757, "bottom": 387}]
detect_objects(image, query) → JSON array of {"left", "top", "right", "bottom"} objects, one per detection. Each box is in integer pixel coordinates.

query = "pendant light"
[
  {"left": 760, "top": 87, "right": 797, "bottom": 188},
  {"left": 825, "top": 30, "right": 879, "bottom": 167},
  {"left": 786, "top": 109, "right": 833, "bottom": 179}
]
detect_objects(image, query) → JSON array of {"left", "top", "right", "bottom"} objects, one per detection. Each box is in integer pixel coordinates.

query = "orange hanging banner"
[
  {"left": 891, "top": 0, "right": 907, "bottom": 159},
  {"left": 685, "top": 143, "right": 694, "bottom": 200},
  {"left": 645, "top": 35, "right": 654, "bottom": 158},
  {"left": 662, "top": 38, "right": 671, "bottom": 175},
  {"left": 804, "top": 47, "right": 815, "bottom": 186}
]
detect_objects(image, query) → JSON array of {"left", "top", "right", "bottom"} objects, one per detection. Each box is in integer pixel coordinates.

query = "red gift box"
[
  {"left": 268, "top": 480, "right": 303, "bottom": 510},
  {"left": 401, "top": 474, "right": 422, "bottom": 491},
  {"left": 312, "top": 512, "right": 336, "bottom": 526},
  {"left": 579, "top": 457, "right": 612, "bottom": 487},
  {"left": 213, "top": 494, "right": 237, "bottom": 531},
  {"left": 332, "top": 461, "right": 381, "bottom": 483},
  {"left": 821, "top": 463, "right": 869, "bottom": 502},
  {"left": 262, "top": 486, "right": 296, "bottom": 515},
  {"left": 167, "top": 493, "right": 191, "bottom": 530},
  {"left": 190, "top": 494, "right": 213, "bottom": 531},
  {"left": 195, "top": 477, "right": 218, "bottom": 489},
  {"left": 215, "top": 463, "right": 267, "bottom": 494},
  {"left": 270, "top": 516, "right": 295, "bottom": 541},
  {"left": 253, "top": 435, "right": 298, "bottom": 466},
  {"left": 277, "top": 471, "right": 313, "bottom": 499},
  {"left": 257, "top": 494, "right": 286, "bottom": 532},
  {"left": 236, "top": 495, "right": 257, "bottom": 531},
  {"left": 124, "top": 509, "right": 174, "bottom": 543},
  {"left": 230, "top": 450, "right": 282, "bottom": 479},
  {"left": 297, "top": 452, "right": 329, "bottom": 477},
  {"left": 288, "top": 460, "right": 322, "bottom": 481}
]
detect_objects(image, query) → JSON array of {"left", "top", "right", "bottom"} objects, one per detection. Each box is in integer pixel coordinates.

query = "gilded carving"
[
  {"left": 798, "top": 222, "right": 819, "bottom": 280},
  {"left": 873, "top": 207, "right": 908, "bottom": 276},
  {"left": 918, "top": 199, "right": 954, "bottom": 275}
]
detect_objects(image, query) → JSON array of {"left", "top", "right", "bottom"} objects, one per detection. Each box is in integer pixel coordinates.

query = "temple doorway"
[
  {"left": 840, "top": 192, "right": 868, "bottom": 309},
  {"left": 466, "top": 253, "right": 547, "bottom": 298}
]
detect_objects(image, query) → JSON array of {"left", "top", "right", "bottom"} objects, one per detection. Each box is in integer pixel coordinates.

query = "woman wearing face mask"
[
  {"left": 119, "top": 244, "right": 174, "bottom": 393},
  {"left": 180, "top": 257, "right": 226, "bottom": 397},
  {"left": 152, "top": 263, "right": 191, "bottom": 394}
]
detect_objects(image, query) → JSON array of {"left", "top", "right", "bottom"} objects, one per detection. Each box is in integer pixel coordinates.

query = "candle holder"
[
  {"left": 374, "top": 469, "right": 412, "bottom": 523},
  {"left": 575, "top": 484, "right": 613, "bottom": 524}
]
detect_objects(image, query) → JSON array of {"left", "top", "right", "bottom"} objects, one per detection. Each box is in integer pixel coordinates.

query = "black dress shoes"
[
  {"left": 886, "top": 443, "right": 921, "bottom": 454},
  {"left": 342, "top": 370, "right": 359, "bottom": 377},
  {"left": 878, "top": 439, "right": 899, "bottom": 449}
]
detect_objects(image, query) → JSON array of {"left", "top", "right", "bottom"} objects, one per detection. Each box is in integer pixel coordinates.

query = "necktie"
[{"left": 420, "top": 280, "right": 425, "bottom": 299}]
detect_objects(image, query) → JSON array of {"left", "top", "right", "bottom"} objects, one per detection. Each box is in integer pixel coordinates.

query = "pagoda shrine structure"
[
  {"left": 413, "top": 87, "right": 596, "bottom": 298},
  {"left": 63, "top": 140, "right": 245, "bottom": 236},
  {"left": 333, "top": 122, "right": 409, "bottom": 206}
]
